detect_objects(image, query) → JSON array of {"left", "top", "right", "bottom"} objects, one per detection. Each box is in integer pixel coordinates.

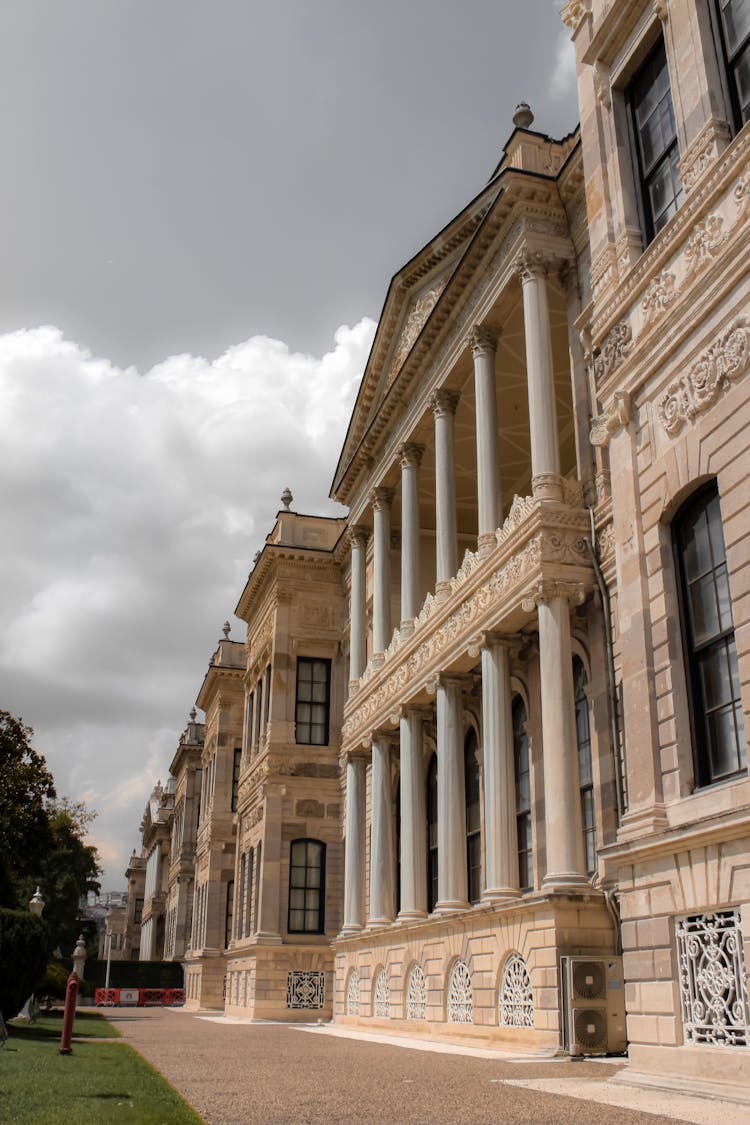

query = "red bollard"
[{"left": 59, "top": 971, "right": 79, "bottom": 1055}]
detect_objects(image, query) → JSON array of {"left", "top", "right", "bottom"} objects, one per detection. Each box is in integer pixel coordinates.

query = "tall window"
[
  {"left": 716, "top": 0, "right": 750, "bottom": 130},
  {"left": 231, "top": 747, "right": 241, "bottom": 813},
  {"left": 288, "top": 838, "right": 326, "bottom": 934},
  {"left": 675, "top": 484, "right": 747, "bottom": 787},
  {"left": 464, "top": 729, "right": 482, "bottom": 904},
  {"left": 628, "top": 39, "right": 682, "bottom": 241},
  {"left": 395, "top": 779, "right": 401, "bottom": 917},
  {"left": 295, "top": 658, "right": 331, "bottom": 745},
  {"left": 513, "top": 697, "right": 533, "bottom": 891},
  {"left": 134, "top": 897, "right": 144, "bottom": 925},
  {"left": 224, "top": 880, "right": 234, "bottom": 948},
  {"left": 573, "top": 657, "right": 597, "bottom": 874},
  {"left": 426, "top": 754, "right": 439, "bottom": 912}
]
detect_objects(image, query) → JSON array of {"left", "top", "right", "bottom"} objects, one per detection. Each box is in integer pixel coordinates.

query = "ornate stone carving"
[
  {"left": 560, "top": 0, "right": 590, "bottom": 32},
  {"left": 347, "top": 525, "right": 368, "bottom": 551},
  {"left": 286, "top": 971, "right": 325, "bottom": 1010},
  {"left": 497, "top": 494, "right": 536, "bottom": 544},
  {"left": 373, "top": 967, "right": 389, "bottom": 1018},
  {"left": 590, "top": 391, "right": 633, "bottom": 446},
  {"left": 597, "top": 523, "right": 615, "bottom": 564},
  {"left": 653, "top": 0, "right": 669, "bottom": 21},
  {"left": 499, "top": 954, "right": 534, "bottom": 1028},
  {"left": 370, "top": 486, "right": 394, "bottom": 511},
  {"left": 734, "top": 168, "right": 750, "bottom": 217},
  {"left": 514, "top": 249, "right": 549, "bottom": 283},
  {"left": 641, "top": 269, "right": 676, "bottom": 326},
  {"left": 387, "top": 279, "right": 447, "bottom": 387},
  {"left": 397, "top": 442, "right": 424, "bottom": 469},
  {"left": 428, "top": 387, "right": 460, "bottom": 417},
  {"left": 592, "top": 322, "right": 632, "bottom": 385},
  {"left": 684, "top": 215, "right": 726, "bottom": 276},
  {"left": 468, "top": 324, "right": 498, "bottom": 357},
  {"left": 521, "top": 580, "right": 586, "bottom": 612},
  {"left": 346, "top": 969, "right": 360, "bottom": 1016},
  {"left": 406, "top": 964, "right": 426, "bottom": 1021},
  {"left": 593, "top": 60, "right": 610, "bottom": 109},
  {"left": 657, "top": 320, "right": 750, "bottom": 435},
  {"left": 680, "top": 119, "right": 731, "bottom": 193}
]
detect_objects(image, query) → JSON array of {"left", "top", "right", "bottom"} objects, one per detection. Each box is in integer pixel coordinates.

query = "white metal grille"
[
  {"left": 447, "top": 959, "right": 473, "bottom": 1024},
  {"left": 499, "top": 953, "right": 534, "bottom": 1027},
  {"left": 346, "top": 969, "right": 360, "bottom": 1016},
  {"left": 286, "top": 970, "right": 325, "bottom": 1010},
  {"left": 676, "top": 910, "right": 750, "bottom": 1047},
  {"left": 406, "top": 964, "right": 426, "bottom": 1021},
  {"left": 373, "top": 968, "right": 389, "bottom": 1018}
]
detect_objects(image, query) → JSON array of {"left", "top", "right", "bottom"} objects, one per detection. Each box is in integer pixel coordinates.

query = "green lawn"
[{"left": 0, "top": 1015, "right": 204, "bottom": 1124}]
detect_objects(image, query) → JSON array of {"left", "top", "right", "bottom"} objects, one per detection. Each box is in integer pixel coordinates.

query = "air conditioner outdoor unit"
[{"left": 560, "top": 955, "right": 627, "bottom": 1056}]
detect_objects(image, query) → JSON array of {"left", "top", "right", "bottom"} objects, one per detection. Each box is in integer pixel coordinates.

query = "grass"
[{"left": 0, "top": 1013, "right": 204, "bottom": 1124}]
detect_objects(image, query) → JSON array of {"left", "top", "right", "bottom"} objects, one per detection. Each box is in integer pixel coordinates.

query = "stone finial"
[
  {"left": 280, "top": 487, "right": 293, "bottom": 510},
  {"left": 222, "top": 621, "right": 231, "bottom": 639},
  {"left": 253, "top": 550, "right": 261, "bottom": 565},
  {"left": 513, "top": 102, "right": 534, "bottom": 129},
  {"left": 190, "top": 707, "right": 197, "bottom": 722}
]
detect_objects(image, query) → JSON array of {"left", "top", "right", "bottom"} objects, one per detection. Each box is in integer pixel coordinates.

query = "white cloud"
[
  {"left": 549, "top": 29, "right": 577, "bottom": 102},
  {"left": 0, "top": 318, "right": 376, "bottom": 887}
]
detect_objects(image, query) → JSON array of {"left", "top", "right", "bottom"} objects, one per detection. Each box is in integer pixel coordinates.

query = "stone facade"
[{"left": 125, "top": 0, "right": 750, "bottom": 1095}]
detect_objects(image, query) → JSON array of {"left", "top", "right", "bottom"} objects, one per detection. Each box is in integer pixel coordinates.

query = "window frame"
[
  {"left": 464, "top": 728, "right": 482, "bottom": 905},
  {"left": 673, "top": 481, "right": 747, "bottom": 788},
  {"left": 573, "top": 656, "right": 597, "bottom": 875},
  {"left": 231, "top": 747, "right": 242, "bottom": 813},
  {"left": 224, "top": 879, "right": 234, "bottom": 949},
  {"left": 294, "top": 657, "right": 332, "bottom": 746},
  {"left": 713, "top": 0, "right": 750, "bottom": 133},
  {"left": 287, "top": 837, "right": 326, "bottom": 935},
  {"left": 512, "top": 695, "right": 533, "bottom": 892},
  {"left": 426, "top": 753, "right": 439, "bottom": 912}
]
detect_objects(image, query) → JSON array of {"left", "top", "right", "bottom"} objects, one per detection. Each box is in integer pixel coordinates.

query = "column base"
[
  {"left": 340, "top": 923, "right": 364, "bottom": 936},
  {"left": 617, "top": 802, "right": 668, "bottom": 840},
  {"left": 396, "top": 910, "right": 428, "bottom": 924},
  {"left": 482, "top": 887, "right": 522, "bottom": 904},
  {"left": 542, "top": 872, "right": 592, "bottom": 892},
  {"left": 399, "top": 619, "right": 415, "bottom": 638},
  {"left": 254, "top": 931, "right": 283, "bottom": 945},
  {"left": 531, "top": 472, "right": 564, "bottom": 502},
  {"left": 366, "top": 917, "right": 395, "bottom": 930},
  {"left": 434, "top": 899, "right": 470, "bottom": 914}
]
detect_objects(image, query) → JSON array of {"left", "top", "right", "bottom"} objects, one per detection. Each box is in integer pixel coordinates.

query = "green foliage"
[
  {"left": 35, "top": 961, "right": 69, "bottom": 1002},
  {"left": 0, "top": 908, "right": 48, "bottom": 1021},
  {"left": 9, "top": 1010, "right": 121, "bottom": 1039},
  {"left": 0, "top": 711, "right": 55, "bottom": 907}
]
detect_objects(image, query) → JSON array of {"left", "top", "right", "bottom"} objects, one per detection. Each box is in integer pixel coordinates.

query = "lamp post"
[
  {"left": 29, "top": 886, "right": 45, "bottom": 917},
  {"left": 105, "top": 929, "right": 113, "bottom": 990}
]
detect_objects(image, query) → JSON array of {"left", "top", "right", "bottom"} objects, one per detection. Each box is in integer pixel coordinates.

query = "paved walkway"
[{"left": 107, "top": 1007, "right": 741, "bottom": 1125}]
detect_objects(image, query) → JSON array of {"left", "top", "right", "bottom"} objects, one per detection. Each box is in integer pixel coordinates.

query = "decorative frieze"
[
  {"left": 593, "top": 322, "right": 632, "bottom": 386},
  {"left": 684, "top": 215, "right": 726, "bottom": 277},
  {"left": 387, "top": 279, "right": 447, "bottom": 388},
  {"left": 657, "top": 320, "right": 750, "bottom": 435},
  {"left": 680, "top": 119, "right": 732, "bottom": 194},
  {"left": 640, "top": 269, "right": 676, "bottom": 327},
  {"left": 590, "top": 391, "right": 632, "bottom": 446}
]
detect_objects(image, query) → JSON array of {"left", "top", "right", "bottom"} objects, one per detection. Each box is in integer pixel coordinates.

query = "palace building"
[{"left": 126, "top": 0, "right": 750, "bottom": 1097}]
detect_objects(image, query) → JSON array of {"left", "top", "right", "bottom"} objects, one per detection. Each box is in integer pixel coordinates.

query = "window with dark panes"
[
  {"left": 295, "top": 658, "right": 331, "bottom": 745},
  {"left": 231, "top": 747, "right": 241, "bottom": 812},
  {"left": 573, "top": 657, "right": 597, "bottom": 874},
  {"left": 288, "top": 838, "right": 326, "bottom": 933},
  {"left": 716, "top": 0, "right": 750, "bottom": 130},
  {"left": 224, "top": 880, "right": 234, "bottom": 948},
  {"left": 465, "top": 729, "right": 482, "bottom": 904},
  {"left": 675, "top": 484, "right": 747, "bottom": 787},
  {"left": 513, "top": 696, "right": 533, "bottom": 891},
  {"left": 629, "top": 39, "right": 683, "bottom": 240},
  {"left": 426, "top": 754, "right": 439, "bottom": 912},
  {"left": 134, "top": 897, "right": 143, "bottom": 925}
]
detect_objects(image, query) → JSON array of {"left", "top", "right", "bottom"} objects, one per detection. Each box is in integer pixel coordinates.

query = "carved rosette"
[
  {"left": 592, "top": 321, "right": 632, "bottom": 385},
  {"left": 428, "top": 387, "right": 460, "bottom": 418},
  {"left": 468, "top": 324, "right": 499, "bottom": 358},
  {"left": 590, "top": 391, "right": 633, "bottom": 447},
  {"left": 657, "top": 320, "right": 750, "bottom": 435}
]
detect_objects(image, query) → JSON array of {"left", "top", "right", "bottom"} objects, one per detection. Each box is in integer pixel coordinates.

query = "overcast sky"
[{"left": 1, "top": 1, "right": 578, "bottom": 891}]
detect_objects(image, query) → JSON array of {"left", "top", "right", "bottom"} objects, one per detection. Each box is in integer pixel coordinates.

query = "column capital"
[
  {"left": 398, "top": 441, "right": 424, "bottom": 468},
  {"left": 344, "top": 748, "right": 370, "bottom": 766},
  {"left": 521, "top": 580, "right": 587, "bottom": 612},
  {"left": 438, "top": 671, "right": 472, "bottom": 691},
  {"left": 514, "top": 248, "right": 550, "bottom": 284},
  {"left": 369, "top": 486, "right": 394, "bottom": 511},
  {"left": 372, "top": 728, "right": 398, "bottom": 746},
  {"left": 468, "top": 324, "right": 499, "bottom": 358},
  {"left": 429, "top": 387, "right": 460, "bottom": 418},
  {"left": 346, "top": 524, "right": 368, "bottom": 551},
  {"left": 479, "top": 630, "right": 523, "bottom": 653}
]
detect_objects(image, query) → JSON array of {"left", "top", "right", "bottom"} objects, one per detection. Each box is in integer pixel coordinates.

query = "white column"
[
  {"left": 398, "top": 708, "right": 427, "bottom": 920},
  {"left": 398, "top": 443, "right": 423, "bottom": 625},
  {"left": 371, "top": 488, "right": 393, "bottom": 654},
  {"left": 436, "top": 675, "right": 468, "bottom": 912},
  {"left": 536, "top": 591, "right": 588, "bottom": 887},
  {"left": 348, "top": 527, "right": 367, "bottom": 682},
  {"left": 481, "top": 637, "right": 521, "bottom": 899},
  {"left": 369, "top": 735, "right": 395, "bottom": 926},
  {"left": 343, "top": 755, "right": 367, "bottom": 932},
  {"left": 430, "top": 388, "right": 460, "bottom": 588},
  {"left": 469, "top": 326, "right": 501, "bottom": 548},
  {"left": 516, "top": 250, "right": 563, "bottom": 502}
]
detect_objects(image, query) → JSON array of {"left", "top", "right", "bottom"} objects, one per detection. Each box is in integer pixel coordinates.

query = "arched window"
[
  {"left": 573, "top": 657, "right": 596, "bottom": 874},
  {"left": 674, "top": 484, "right": 747, "bottom": 786},
  {"left": 513, "top": 696, "right": 532, "bottom": 891},
  {"left": 426, "top": 753, "right": 438, "bottom": 912},
  {"left": 499, "top": 952, "right": 534, "bottom": 1028},
  {"left": 287, "top": 838, "right": 326, "bottom": 934},
  {"left": 373, "top": 967, "right": 389, "bottom": 1018},
  {"left": 346, "top": 969, "right": 360, "bottom": 1015},
  {"left": 406, "top": 963, "right": 426, "bottom": 1021},
  {"left": 465, "top": 729, "right": 481, "bottom": 904},
  {"left": 447, "top": 959, "right": 473, "bottom": 1024}
]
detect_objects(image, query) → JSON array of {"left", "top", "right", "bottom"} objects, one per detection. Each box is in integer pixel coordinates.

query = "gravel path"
[{"left": 107, "top": 1008, "right": 717, "bottom": 1125}]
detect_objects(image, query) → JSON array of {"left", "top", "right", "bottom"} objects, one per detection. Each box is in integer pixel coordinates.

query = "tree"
[
  {"left": 0, "top": 711, "right": 55, "bottom": 907},
  {"left": 0, "top": 909, "right": 48, "bottom": 1020}
]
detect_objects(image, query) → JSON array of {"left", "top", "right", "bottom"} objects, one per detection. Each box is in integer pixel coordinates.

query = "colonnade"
[{"left": 341, "top": 253, "right": 590, "bottom": 934}]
